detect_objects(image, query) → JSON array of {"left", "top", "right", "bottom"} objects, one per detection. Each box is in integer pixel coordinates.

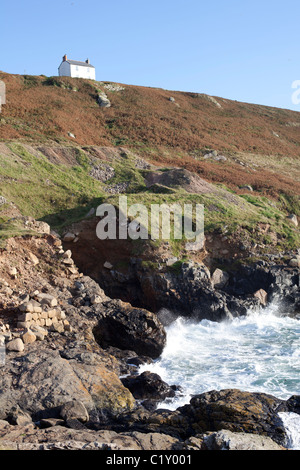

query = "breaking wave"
[{"left": 139, "top": 302, "right": 300, "bottom": 448}]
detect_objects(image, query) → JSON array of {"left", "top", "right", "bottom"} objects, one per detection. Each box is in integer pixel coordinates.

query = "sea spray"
[
  {"left": 279, "top": 412, "right": 300, "bottom": 450},
  {"left": 139, "top": 302, "right": 300, "bottom": 447}
]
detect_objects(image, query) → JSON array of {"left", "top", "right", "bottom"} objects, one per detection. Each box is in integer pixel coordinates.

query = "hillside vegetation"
[{"left": 0, "top": 72, "right": 299, "bottom": 258}]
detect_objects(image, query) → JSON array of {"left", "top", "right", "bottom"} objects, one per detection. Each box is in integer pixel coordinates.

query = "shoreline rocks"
[
  {"left": 107, "top": 388, "right": 292, "bottom": 448},
  {"left": 201, "top": 429, "right": 285, "bottom": 450},
  {"left": 0, "top": 232, "right": 299, "bottom": 450},
  {"left": 0, "top": 347, "right": 135, "bottom": 423},
  {"left": 89, "top": 257, "right": 300, "bottom": 321},
  {"left": 121, "top": 371, "right": 179, "bottom": 411},
  {"left": 92, "top": 300, "right": 166, "bottom": 359},
  {"left": 0, "top": 421, "right": 286, "bottom": 450}
]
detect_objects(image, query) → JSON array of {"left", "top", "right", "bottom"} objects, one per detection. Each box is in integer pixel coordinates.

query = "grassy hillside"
[{"left": 0, "top": 72, "right": 299, "bottom": 256}]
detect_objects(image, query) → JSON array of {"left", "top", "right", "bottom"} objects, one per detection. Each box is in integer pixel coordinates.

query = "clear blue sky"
[{"left": 1, "top": 0, "right": 300, "bottom": 111}]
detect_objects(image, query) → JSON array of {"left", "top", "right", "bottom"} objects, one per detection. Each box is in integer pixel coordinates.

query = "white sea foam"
[
  {"left": 279, "top": 413, "right": 300, "bottom": 450},
  {"left": 139, "top": 302, "right": 300, "bottom": 448}
]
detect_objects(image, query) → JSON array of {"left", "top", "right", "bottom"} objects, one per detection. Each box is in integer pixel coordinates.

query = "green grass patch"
[
  {"left": 105, "top": 190, "right": 300, "bottom": 253},
  {"left": 278, "top": 193, "right": 300, "bottom": 216},
  {"left": 0, "top": 144, "right": 105, "bottom": 232},
  {"left": 103, "top": 152, "right": 147, "bottom": 193},
  {"left": 0, "top": 217, "right": 39, "bottom": 248},
  {"left": 0, "top": 143, "right": 298, "bottom": 252}
]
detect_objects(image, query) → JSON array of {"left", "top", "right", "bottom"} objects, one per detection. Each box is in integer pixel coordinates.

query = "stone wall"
[{"left": 4, "top": 293, "right": 71, "bottom": 351}]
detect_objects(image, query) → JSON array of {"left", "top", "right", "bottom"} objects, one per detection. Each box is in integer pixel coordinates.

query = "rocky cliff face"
[
  {"left": 0, "top": 230, "right": 299, "bottom": 450},
  {"left": 61, "top": 220, "right": 300, "bottom": 320}
]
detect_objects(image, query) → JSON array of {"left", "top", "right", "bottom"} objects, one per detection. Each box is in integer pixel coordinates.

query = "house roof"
[{"left": 65, "top": 59, "right": 95, "bottom": 68}]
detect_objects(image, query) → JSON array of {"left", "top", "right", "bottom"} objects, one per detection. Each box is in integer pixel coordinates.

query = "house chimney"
[
  {"left": 63, "top": 54, "right": 67, "bottom": 62},
  {"left": 85, "top": 58, "right": 90, "bottom": 64}
]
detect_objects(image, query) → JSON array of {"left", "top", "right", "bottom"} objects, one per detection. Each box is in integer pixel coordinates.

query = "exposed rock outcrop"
[
  {"left": 0, "top": 421, "right": 181, "bottom": 450},
  {"left": 92, "top": 299, "right": 166, "bottom": 359},
  {"left": 0, "top": 232, "right": 299, "bottom": 451},
  {"left": 121, "top": 371, "right": 179, "bottom": 410},
  {"left": 0, "top": 347, "right": 135, "bottom": 422},
  {"left": 201, "top": 429, "right": 285, "bottom": 451},
  {"left": 110, "top": 389, "right": 289, "bottom": 447}
]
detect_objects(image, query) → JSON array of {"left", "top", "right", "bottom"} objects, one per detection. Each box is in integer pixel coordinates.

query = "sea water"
[{"left": 139, "top": 302, "right": 300, "bottom": 449}]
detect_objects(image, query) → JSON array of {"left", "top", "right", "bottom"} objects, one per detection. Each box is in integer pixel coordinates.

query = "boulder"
[
  {"left": 62, "top": 250, "right": 72, "bottom": 259},
  {"left": 8, "top": 267, "right": 17, "bottom": 278},
  {"left": 22, "top": 330, "right": 36, "bottom": 344},
  {"left": 97, "top": 92, "right": 111, "bottom": 108},
  {"left": 59, "top": 400, "right": 89, "bottom": 423},
  {"left": 253, "top": 288, "right": 268, "bottom": 306},
  {"left": 19, "top": 300, "right": 42, "bottom": 313},
  {"left": 166, "top": 257, "right": 178, "bottom": 267},
  {"left": 35, "top": 293, "right": 58, "bottom": 307},
  {"left": 62, "top": 258, "right": 74, "bottom": 265},
  {"left": 121, "top": 371, "right": 176, "bottom": 402},
  {"left": 90, "top": 294, "right": 102, "bottom": 305},
  {"left": 93, "top": 299, "right": 166, "bottom": 359},
  {"left": 63, "top": 232, "right": 76, "bottom": 242},
  {"left": 185, "top": 240, "right": 205, "bottom": 251},
  {"left": 284, "top": 395, "right": 300, "bottom": 414},
  {"left": 114, "top": 389, "right": 288, "bottom": 446},
  {"left": 31, "top": 326, "right": 47, "bottom": 341},
  {"left": 289, "top": 256, "right": 300, "bottom": 268},
  {"left": 9, "top": 406, "right": 33, "bottom": 427},
  {"left": 178, "top": 389, "right": 287, "bottom": 446},
  {"left": 287, "top": 214, "right": 298, "bottom": 227},
  {"left": 33, "top": 221, "right": 51, "bottom": 235},
  {"left": 18, "top": 312, "right": 33, "bottom": 322},
  {"left": 0, "top": 349, "right": 135, "bottom": 421},
  {"left": 211, "top": 268, "right": 229, "bottom": 289},
  {"left": 6, "top": 338, "right": 24, "bottom": 352},
  {"left": 28, "top": 252, "right": 39, "bottom": 266},
  {"left": 20, "top": 218, "right": 51, "bottom": 235},
  {"left": 73, "top": 275, "right": 109, "bottom": 304},
  {"left": 104, "top": 261, "right": 113, "bottom": 269},
  {"left": 201, "top": 430, "right": 285, "bottom": 450}
]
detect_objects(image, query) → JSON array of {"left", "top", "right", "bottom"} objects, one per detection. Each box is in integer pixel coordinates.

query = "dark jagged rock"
[
  {"left": 121, "top": 371, "right": 176, "bottom": 405},
  {"left": 92, "top": 299, "right": 166, "bottom": 359},
  {"left": 88, "top": 253, "right": 300, "bottom": 320},
  {"left": 109, "top": 389, "right": 289, "bottom": 446},
  {"left": 278, "top": 395, "right": 300, "bottom": 415},
  {"left": 178, "top": 389, "right": 287, "bottom": 446},
  {"left": 136, "top": 263, "right": 262, "bottom": 321}
]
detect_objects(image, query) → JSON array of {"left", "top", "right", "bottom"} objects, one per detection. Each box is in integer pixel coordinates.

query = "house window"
[{"left": 76, "top": 66, "right": 79, "bottom": 71}]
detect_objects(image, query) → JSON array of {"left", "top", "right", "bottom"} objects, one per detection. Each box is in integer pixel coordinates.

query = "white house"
[{"left": 58, "top": 55, "right": 96, "bottom": 80}]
